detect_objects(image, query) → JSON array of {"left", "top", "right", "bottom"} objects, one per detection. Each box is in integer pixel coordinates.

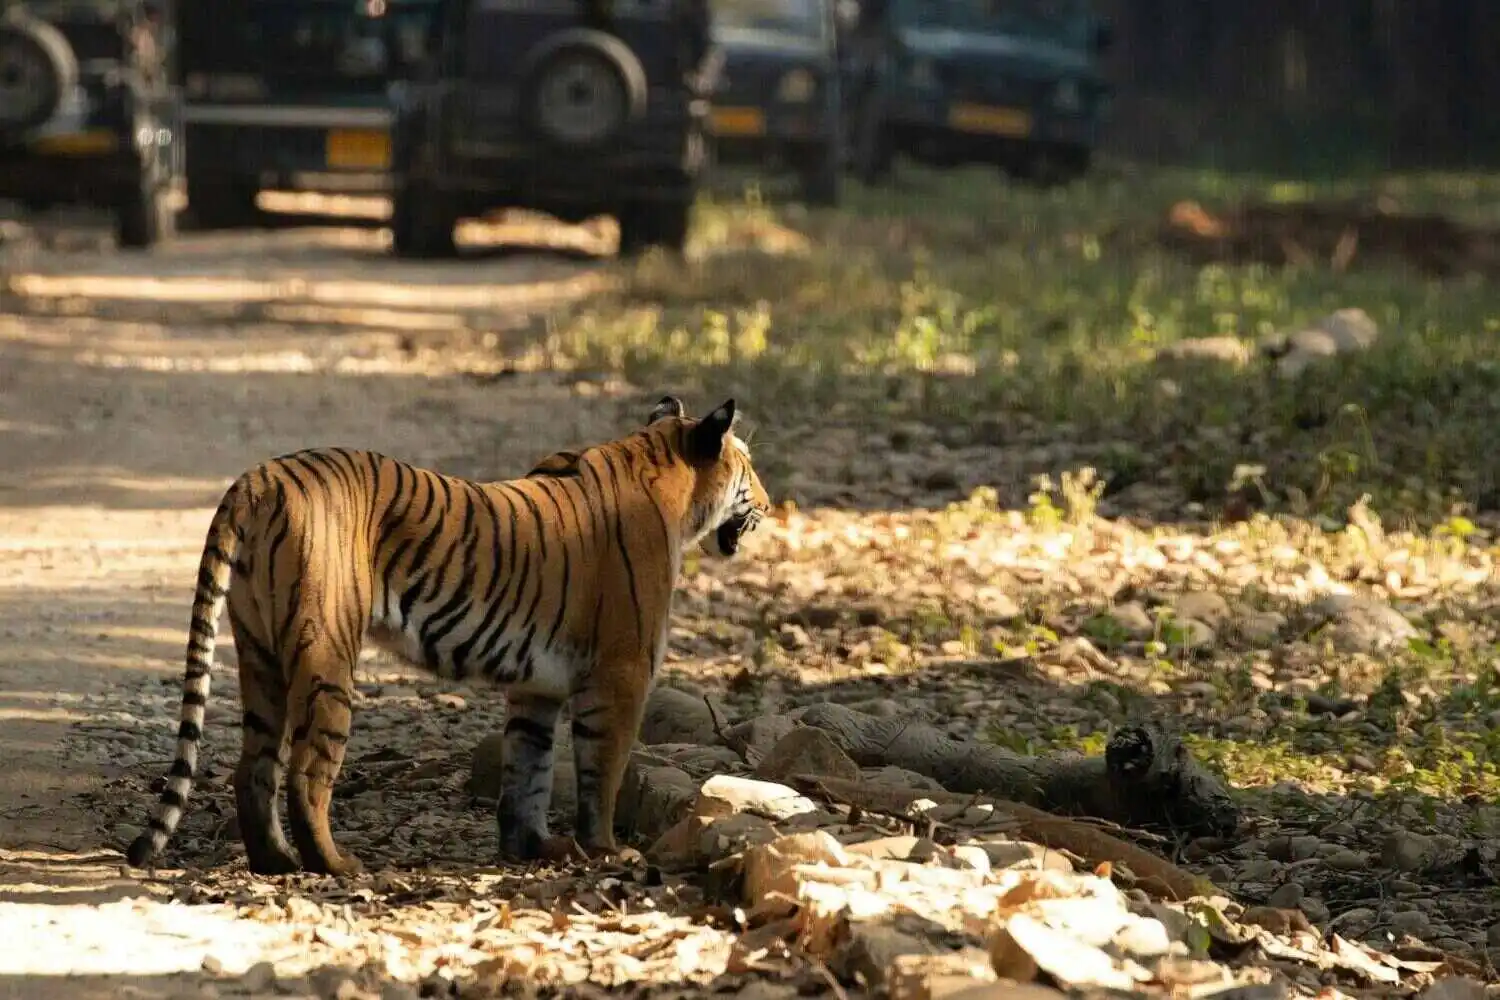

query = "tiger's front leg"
[
  {"left": 495, "top": 693, "right": 564, "bottom": 861},
  {"left": 568, "top": 665, "right": 650, "bottom": 856}
]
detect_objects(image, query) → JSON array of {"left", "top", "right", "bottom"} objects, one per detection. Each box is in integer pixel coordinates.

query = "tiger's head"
[{"left": 648, "top": 395, "right": 770, "bottom": 558}]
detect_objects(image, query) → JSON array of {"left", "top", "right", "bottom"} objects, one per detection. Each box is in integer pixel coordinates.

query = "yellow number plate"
[
  {"left": 31, "top": 130, "right": 119, "bottom": 155},
  {"left": 326, "top": 128, "right": 391, "bottom": 170},
  {"left": 948, "top": 104, "right": 1033, "bottom": 138},
  {"left": 710, "top": 106, "right": 767, "bottom": 137}
]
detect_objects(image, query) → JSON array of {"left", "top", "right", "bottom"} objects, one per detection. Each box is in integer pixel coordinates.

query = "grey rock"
[
  {"left": 1267, "top": 882, "right": 1304, "bottom": 908},
  {"left": 1311, "top": 593, "right": 1418, "bottom": 654},
  {"left": 753, "top": 726, "right": 860, "bottom": 783}
]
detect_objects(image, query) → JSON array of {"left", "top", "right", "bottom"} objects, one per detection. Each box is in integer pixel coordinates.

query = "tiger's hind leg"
[
  {"left": 228, "top": 598, "right": 300, "bottom": 875},
  {"left": 495, "top": 694, "right": 564, "bottom": 862},
  {"left": 284, "top": 649, "right": 363, "bottom": 876},
  {"left": 569, "top": 666, "right": 650, "bottom": 857}
]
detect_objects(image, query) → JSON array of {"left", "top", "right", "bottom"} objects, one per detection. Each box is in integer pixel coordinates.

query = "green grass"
[{"left": 542, "top": 160, "right": 1500, "bottom": 526}]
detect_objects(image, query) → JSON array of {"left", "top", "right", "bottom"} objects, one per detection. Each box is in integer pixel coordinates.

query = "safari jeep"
[
  {"left": 706, "top": 0, "right": 843, "bottom": 207},
  {"left": 174, "top": 0, "right": 444, "bottom": 229},
  {"left": 389, "top": 0, "right": 713, "bottom": 258},
  {"left": 0, "top": 0, "right": 178, "bottom": 248},
  {"left": 841, "top": 0, "right": 1112, "bottom": 184}
]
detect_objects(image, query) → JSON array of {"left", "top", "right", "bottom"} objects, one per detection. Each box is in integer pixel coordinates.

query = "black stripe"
[
  {"left": 182, "top": 690, "right": 207, "bottom": 707},
  {"left": 168, "top": 758, "right": 193, "bottom": 778},
  {"left": 177, "top": 720, "right": 202, "bottom": 742},
  {"left": 243, "top": 711, "right": 277, "bottom": 736},
  {"left": 228, "top": 606, "right": 278, "bottom": 673},
  {"left": 396, "top": 523, "right": 448, "bottom": 623},
  {"left": 414, "top": 470, "right": 438, "bottom": 525},
  {"left": 420, "top": 493, "right": 482, "bottom": 673},
  {"left": 504, "top": 715, "right": 555, "bottom": 749},
  {"left": 532, "top": 479, "right": 575, "bottom": 651},
  {"left": 449, "top": 490, "right": 511, "bottom": 674},
  {"left": 571, "top": 718, "right": 606, "bottom": 740},
  {"left": 160, "top": 788, "right": 185, "bottom": 809},
  {"left": 598, "top": 450, "right": 646, "bottom": 645},
  {"left": 278, "top": 456, "right": 313, "bottom": 499},
  {"left": 374, "top": 459, "right": 415, "bottom": 562},
  {"left": 313, "top": 681, "right": 353, "bottom": 709}
]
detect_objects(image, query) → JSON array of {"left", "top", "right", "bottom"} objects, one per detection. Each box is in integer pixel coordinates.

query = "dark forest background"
[{"left": 1093, "top": 0, "right": 1500, "bottom": 170}]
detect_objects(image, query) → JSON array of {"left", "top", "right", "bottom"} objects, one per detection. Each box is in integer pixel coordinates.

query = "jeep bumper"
[
  {"left": 709, "top": 104, "right": 836, "bottom": 169},
  {"left": 184, "top": 106, "right": 394, "bottom": 191},
  {"left": 0, "top": 137, "right": 146, "bottom": 205}
]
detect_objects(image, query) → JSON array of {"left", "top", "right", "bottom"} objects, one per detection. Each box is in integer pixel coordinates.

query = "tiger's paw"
[{"left": 303, "top": 851, "right": 364, "bottom": 877}]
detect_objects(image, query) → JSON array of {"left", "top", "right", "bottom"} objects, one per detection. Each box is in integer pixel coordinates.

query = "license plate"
[
  {"left": 31, "top": 130, "right": 118, "bottom": 155},
  {"left": 325, "top": 128, "right": 391, "bottom": 170},
  {"left": 948, "top": 104, "right": 1032, "bottom": 137},
  {"left": 710, "top": 106, "right": 766, "bottom": 137}
]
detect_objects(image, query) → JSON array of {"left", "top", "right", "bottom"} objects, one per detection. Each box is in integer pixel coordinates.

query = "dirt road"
[{"left": 0, "top": 216, "right": 637, "bottom": 996}]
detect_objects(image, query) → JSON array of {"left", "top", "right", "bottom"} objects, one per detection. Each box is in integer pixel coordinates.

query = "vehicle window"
[
  {"left": 711, "top": 0, "right": 826, "bottom": 40},
  {"left": 893, "top": 0, "right": 1088, "bottom": 46}
]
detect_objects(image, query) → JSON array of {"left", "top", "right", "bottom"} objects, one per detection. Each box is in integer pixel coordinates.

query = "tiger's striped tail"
[{"left": 125, "top": 482, "right": 245, "bottom": 869}]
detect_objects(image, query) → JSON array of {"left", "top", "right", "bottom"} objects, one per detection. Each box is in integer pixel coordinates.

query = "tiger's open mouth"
[{"left": 715, "top": 508, "right": 763, "bottom": 556}]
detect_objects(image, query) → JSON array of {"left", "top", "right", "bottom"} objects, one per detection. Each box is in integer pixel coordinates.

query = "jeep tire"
[
  {"left": 800, "top": 135, "right": 843, "bottom": 207},
  {"left": 851, "top": 103, "right": 894, "bottom": 185},
  {"left": 518, "top": 29, "right": 648, "bottom": 151},
  {"left": 617, "top": 198, "right": 690, "bottom": 258},
  {"left": 116, "top": 157, "right": 174, "bottom": 250},
  {"left": 0, "top": 11, "right": 78, "bottom": 137},
  {"left": 391, "top": 178, "right": 457, "bottom": 258}
]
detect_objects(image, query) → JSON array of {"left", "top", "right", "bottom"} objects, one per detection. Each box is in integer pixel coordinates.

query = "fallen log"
[{"left": 797, "top": 703, "right": 1240, "bottom": 840}]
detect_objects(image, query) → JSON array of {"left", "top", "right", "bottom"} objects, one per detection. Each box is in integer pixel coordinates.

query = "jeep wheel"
[
  {"left": 186, "top": 174, "right": 260, "bottom": 231},
  {"left": 519, "top": 29, "right": 648, "bottom": 150},
  {"left": 116, "top": 166, "right": 174, "bottom": 250},
  {"left": 800, "top": 141, "right": 843, "bottom": 208},
  {"left": 617, "top": 199, "right": 691, "bottom": 258},
  {"left": 391, "top": 179, "right": 457, "bottom": 259},
  {"left": 0, "top": 11, "right": 78, "bottom": 137},
  {"left": 852, "top": 110, "right": 894, "bottom": 185},
  {"left": 1012, "top": 145, "right": 1092, "bottom": 188}
]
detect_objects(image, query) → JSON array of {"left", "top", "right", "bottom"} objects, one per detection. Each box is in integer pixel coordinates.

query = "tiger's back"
[{"left": 125, "top": 396, "right": 769, "bottom": 875}]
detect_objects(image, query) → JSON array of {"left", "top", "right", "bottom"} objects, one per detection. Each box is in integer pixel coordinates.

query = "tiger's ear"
[
  {"left": 685, "top": 398, "right": 736, "bottom": 463},
  {"left": 527, "top": 450, "right": 583, "bottom": 477},
  {"left": 648, "top": 395, "right": 686, "bottom": 425}
]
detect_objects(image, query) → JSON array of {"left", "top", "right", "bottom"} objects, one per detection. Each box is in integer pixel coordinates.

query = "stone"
[
  {"left": 753, "top": 726, "right": 861, "bottom": 783},
  {"left": 1266, "top": 882, "right": 1304, "bottom": 909},
  {"left": 639, "top": 684, "right": 724, "bottom": 746},
  {"left": 1170, "top": 618, "right": 1216, "bottom": 652},
  {"left": 1388, "top": 909, "right": 1432, "bottom": 938},
  {"left": 1330, "top": 906, "right": 1378, "bottom": 937},
  {"left": 240, "top": 961, "right": 277, "bottom": 993},
  {"left": 723, "top": 714, "right": 802, "bottom": 760},
  {"left": 1381, "top": 830, "right": 1437, "bottom": 872},
  {"left": 832, "top": 920, "right": 940, "bottom": 992},
  {"left": 616, "top": 758, "right": 698, "bottom": 843},
  {"left": 1173, "top": 591, "right": 1231, "bottom": 628},
  {"left": 1311, "top": 593, "right": 1418, "bottom": 654},
  {"left": 1264, "top": 834, "right": 1321, "bottom": 862},
  {"left": 695, "top": 775, "right": 819, "bottom": 822},
  {"left": 1419, "top": 978, "right": 1487, "bottom": 1000},
  {"left": 1106, "top": 601, "right": 1154, "bottom": 639},
  {"left": 1236, "top": 611, "right": 1287, "bottom": 645},
  {"left": 1324, "top": 848, "right": 1369, "bottom": 872}
]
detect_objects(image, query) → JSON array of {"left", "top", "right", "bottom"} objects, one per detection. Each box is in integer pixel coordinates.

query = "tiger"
[{"left": 124, "top": 395, "right": 770, "bottom": 876}]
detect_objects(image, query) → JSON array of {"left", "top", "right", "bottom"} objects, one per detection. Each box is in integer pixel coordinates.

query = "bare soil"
[{"left": 0, "top": 212, "right": 632, "bottom": 997}]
